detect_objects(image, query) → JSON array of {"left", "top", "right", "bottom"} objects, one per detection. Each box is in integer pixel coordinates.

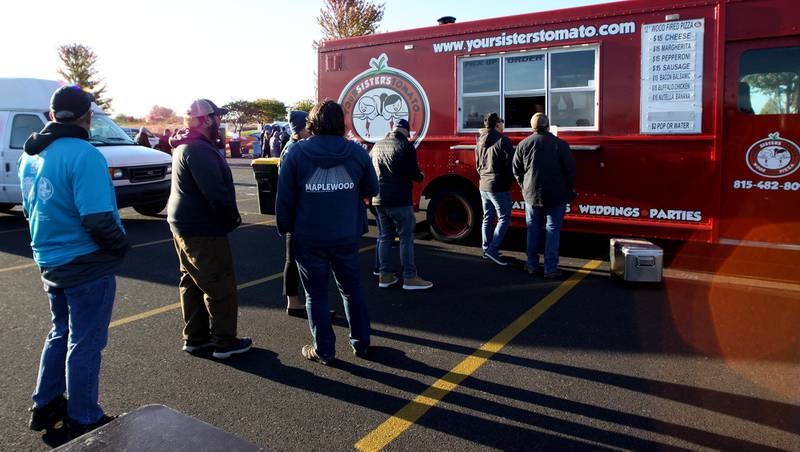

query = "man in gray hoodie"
[{"left": 168, "top": 99, "right": 251, "bottom": 359}]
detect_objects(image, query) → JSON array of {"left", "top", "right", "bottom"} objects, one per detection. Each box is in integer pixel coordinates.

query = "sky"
[{"left": 2, "top": 0, "right": 609, "bottom": 118}]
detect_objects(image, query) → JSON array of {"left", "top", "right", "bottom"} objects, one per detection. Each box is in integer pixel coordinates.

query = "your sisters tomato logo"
[
  {"left": 338, "top": 53, "right": 429, "bottom": 148},
  {"left": 745, "top": 132, "right": 800, "bottom": 178}
]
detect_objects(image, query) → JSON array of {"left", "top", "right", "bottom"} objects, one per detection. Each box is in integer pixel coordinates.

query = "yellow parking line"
[
  {"left": 0, "top": 262, "right": 38, "bottom": 274},
  {"left": 108, "top": 244, "right": 377, "bottom": 330},
  {"left": 354, "top": 259, "right": 603, "bottom": 452},
  {"left": 0, "top": 220, "right": 275, "bottom": 274}
]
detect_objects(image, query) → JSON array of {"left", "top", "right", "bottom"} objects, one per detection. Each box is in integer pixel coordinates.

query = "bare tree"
[
  {"left": 57, "top": 43, "right": 112, "bottom": 110},
  {"left": 317, "top": 0, "right": 385, "bottom": 42}
]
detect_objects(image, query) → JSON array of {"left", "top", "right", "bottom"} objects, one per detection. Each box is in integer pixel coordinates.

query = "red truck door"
[{"left": 719, "top": 39, "right": 800, "bottom": 247}]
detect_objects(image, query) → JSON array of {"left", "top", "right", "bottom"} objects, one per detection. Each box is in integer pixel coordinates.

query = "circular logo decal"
[
  {"left": 338, "top": 53, "right": 429, "bottom": 148},
  {"left": 745, "top": 132, "right": 800, "bottom": 178},
  {"left": 37, "top": 177, "right": 54, "bottom": 202}
]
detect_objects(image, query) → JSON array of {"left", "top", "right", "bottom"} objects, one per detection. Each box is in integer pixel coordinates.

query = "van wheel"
[
  {"left": 0, "top": 203, "right": 14, "bottom": 213},
  {"left": 133, "top": 201, "right": 167, "bottom": 217},
  {"left": 426, "top": 188, "right": 480, "bottom": 243}
]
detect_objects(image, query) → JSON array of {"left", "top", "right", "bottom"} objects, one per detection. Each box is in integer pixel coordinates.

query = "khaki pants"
[{"left": 172, "top": 234, "right": 239, "bottom": 347}]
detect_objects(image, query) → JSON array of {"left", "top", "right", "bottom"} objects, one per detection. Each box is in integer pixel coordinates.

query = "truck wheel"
[
  {"left": 133, "top": 201, "right": 167, "bottom": 217},
  {"left": 0, "top": 203, "right": 14, "bottom": 213},
  {"left": 426, "top": 188, "right": 480, "bottom": 243}
]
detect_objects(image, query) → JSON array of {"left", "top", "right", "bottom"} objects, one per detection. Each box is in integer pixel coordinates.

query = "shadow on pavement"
[
  {"left": 205, "top": 347, "right": 685, "bottom": 450},
  {"left": 371, "top": 329, "right": 800, "bottom": 437}
]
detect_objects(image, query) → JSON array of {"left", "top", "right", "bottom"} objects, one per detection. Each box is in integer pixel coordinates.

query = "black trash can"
[
  {"left": 229, "top": 140, "right": 241, "bottom": 158},
  {"left": 251, "top": 158, "right": 280, "bottom": 214}
]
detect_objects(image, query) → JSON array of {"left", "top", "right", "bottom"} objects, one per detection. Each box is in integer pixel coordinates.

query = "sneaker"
[
  {"left": 302, "top": 344, "right": 334, "bottom": 365},
  {"left": 484, "top": 252, "right": 508, "bottom": 266},
  {"left": 212, "top": 337, "right": 253, "bottom": 359},
  {"left": 66, "top": 414, "right": 116, "bottom": 439},
  {"left": 353, "top": 347, "right": 370, "bottom": 359},
  {"left": 403, "top": 276, "right": 433, "bottom": 290},
  {"left": 523, "top": 264, "right": 538, "bottom": 275},
  {"left": 372, "top": 269, "right": 380, "bottom": 276},
  {"left": 182, "top": 339, "right": 214, "bottom": 353},
  {"left": 378, "top": 272, "right": 399, "bottom": 288},
  {"left": 544, "top": 269, "right": 563, "bottom": 279},
  {"left": 28, "top": 395, "right": 67, "bottom": 431}
]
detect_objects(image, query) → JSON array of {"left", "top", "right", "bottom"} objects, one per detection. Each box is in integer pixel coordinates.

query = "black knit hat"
[{"left": 50, "top": 85, "right": 92, "bottom": 122}]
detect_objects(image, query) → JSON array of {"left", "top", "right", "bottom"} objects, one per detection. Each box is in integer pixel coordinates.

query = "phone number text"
[{"left": 733, "top": 180, "right": 800, "bottom": 191}]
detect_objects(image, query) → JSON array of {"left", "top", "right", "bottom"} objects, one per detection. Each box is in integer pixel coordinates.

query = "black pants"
[{"left": 283, "top": 233, "right": 299, "bottom": 297}]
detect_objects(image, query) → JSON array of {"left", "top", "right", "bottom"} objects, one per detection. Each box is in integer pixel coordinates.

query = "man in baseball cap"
[
  {"left": 186, "top": 98, "right": 229, "bottom": 118},
  {"left": 21, "top": 84, "right": 129, "bottom": 438},
  {"left": 167, "top": 99, "right": 251, "bottom": 359}
]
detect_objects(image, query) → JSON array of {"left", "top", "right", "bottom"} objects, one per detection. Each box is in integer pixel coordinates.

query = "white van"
[{"left": 0, "top": 78, "right": 172, "bottom": 216}]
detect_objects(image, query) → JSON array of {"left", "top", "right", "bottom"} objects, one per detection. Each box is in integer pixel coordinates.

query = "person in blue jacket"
[
  {"left": 276, "top": 100, "right": 378, "bottom": 364},
  {"left": 20, "top": 85, "right": 129, "bottom": 439}
]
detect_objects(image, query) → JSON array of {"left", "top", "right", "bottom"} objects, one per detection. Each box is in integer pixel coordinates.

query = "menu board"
[{"left": 640, "top": 19, "right": 704, "bottom": 134}]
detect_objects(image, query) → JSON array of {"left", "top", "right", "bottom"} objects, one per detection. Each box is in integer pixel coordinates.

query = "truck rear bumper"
[{"left": 115, "top": 180, "right": 171, "bottom": 208}]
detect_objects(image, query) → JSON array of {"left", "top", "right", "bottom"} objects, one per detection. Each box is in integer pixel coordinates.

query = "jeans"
[
  {"left": 294, "top": 240, "right": 370, "bottom": 360},
  {"left": 480, "top": 191, "right": 512, "bottom": 256},
  {"left": 376, "top": 206, "right": 417, "bottom": 278},
  {"left": 32, "top": 275, "right": 116, "bottom": 425},
  {"left": 525, "top": 204, "right": 566, "bottom": 274}
]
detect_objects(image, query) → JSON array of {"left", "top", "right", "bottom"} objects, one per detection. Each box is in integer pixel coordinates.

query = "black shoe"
[
  {"left": 182, "top": 339, "right": 214, "bottom": 353},
  {"left": 353, "top": 347, "right": 370, "bottom": 359},
  {"left": 28, "top": 395, "right": 67, "bottom": 431},
  {"left": 212, "top": 337, "right": 253, "bottom": 359},
  {"left": 66, "top": 414, "right": 116, "bottom": 439},
  {"left": 543, "top": 269, "right": 563, "bottom": 279}
]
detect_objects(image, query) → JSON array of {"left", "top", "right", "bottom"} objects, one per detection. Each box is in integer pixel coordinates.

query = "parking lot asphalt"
[{"left": 1, "top": 160, "right": 798, "bottom": 451}]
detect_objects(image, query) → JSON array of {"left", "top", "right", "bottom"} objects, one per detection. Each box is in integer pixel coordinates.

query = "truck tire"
[
  {"left": 133, "top": 200, "right": 167, "bottom": 217},
  {"left": 0, "top": 203, "right": 14, "bottom": 213},
  {"left": 426, "top": 188, "right": 480, "bottom": 243}
]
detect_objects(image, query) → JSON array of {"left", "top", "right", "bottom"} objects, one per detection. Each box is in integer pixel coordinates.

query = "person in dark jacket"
[
  {"left": 371, "top": 119, "right": 432, "bottom": 290},
  {"left": 269, "top": 127, "right": 283, "bottom": 157},
  {"left": 135, "top": 127, "right": 151, "bottom": 147},
  {"left": 512, "top": 113, "right": 576, "bottom": 278},
  {"left": 475, "top": 112, "right": 514, "bottom": 266},
  {"left": 155, "top": 128, "right": 172, "bottom": 154},
  {"left": 167, "top": 99, "right": 251, "bottom": 359},
  {"left": 279, "top": 110, "right": 309, "bottom": 317},
  {"left": 20, "top": 85, "right": 129, "bottom": 439},
  {"left": 276, "top": 100, "right": 378, "bottom": 365},
  {"left": 279, "top": 125, "right": 291, "bottom": 152}
]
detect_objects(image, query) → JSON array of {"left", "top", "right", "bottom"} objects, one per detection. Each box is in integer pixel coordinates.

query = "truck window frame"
[
  {"left": 9, "top": 113, "right": 46, "bottom": 150},
  {"left": 457, "top": 44, "right": 599, "bottom": 133},
  {"left": 737, "top": 45, "right": 800, "bottom": 116}
]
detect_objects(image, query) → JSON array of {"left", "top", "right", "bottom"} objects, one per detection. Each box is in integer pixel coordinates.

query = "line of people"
[
  {"left": 20, "top": 85, "right": 574, "bottom": 442},
  {"left": 476, "top": 112, "right": 576, "bottom": 278}
]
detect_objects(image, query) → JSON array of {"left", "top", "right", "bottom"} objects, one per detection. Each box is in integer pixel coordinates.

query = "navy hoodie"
[{"left": 276, "top": 135, "right": 378, "bottom": 246}]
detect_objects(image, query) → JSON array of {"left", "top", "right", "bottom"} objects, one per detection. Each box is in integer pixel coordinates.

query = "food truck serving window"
[
  {"left": 458, "top": 46, "right": 598, "bottom": 132},
  {"left": 738, "top": 46, "right": 800, "bottom": 115}
]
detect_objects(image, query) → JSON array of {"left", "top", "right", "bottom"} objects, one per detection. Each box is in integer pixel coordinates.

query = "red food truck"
[{"left": 316, "top": 0, "right": 799, "bottom": 250}]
